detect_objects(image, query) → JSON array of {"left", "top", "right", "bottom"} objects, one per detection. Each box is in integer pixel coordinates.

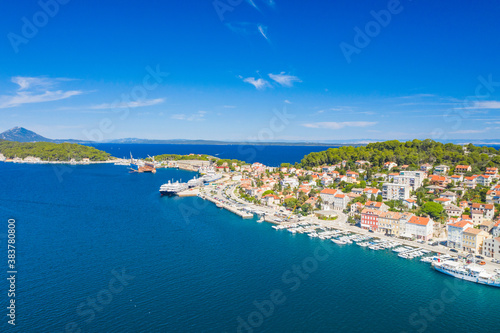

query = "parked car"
[{"left": 450, "top": 249, "right": 458, "bottom": 253}]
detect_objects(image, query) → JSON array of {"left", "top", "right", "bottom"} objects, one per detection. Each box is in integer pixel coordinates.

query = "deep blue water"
[
  {"left": 1, "top": 162, "right": 500, "bottom": 332},
  {"left": 86, "top": 143, "right": 339, "bottom": 166}
]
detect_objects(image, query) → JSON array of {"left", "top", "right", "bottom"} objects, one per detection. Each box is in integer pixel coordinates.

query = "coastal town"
[
  {"left": 164, "top": 156, "right": 500, "bottom": 286},
  {"left": 3, "top": 141, "right": 500, "bottom": 286},
  {"left": 208, "top": 160, "right": 499, "bottom": 257}
]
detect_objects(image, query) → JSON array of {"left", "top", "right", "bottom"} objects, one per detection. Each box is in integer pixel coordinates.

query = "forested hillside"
[
  {"left": 0, "top": 140, "right": 111, "bottom": 161},
  {"left": 300, "top": 139, "right": 500, "bottom": 172}
]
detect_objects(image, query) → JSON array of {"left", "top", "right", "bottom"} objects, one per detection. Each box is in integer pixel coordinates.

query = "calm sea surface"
[
  {"left": 1, "top": 146, "right": 500, "bottom": 332},
  {"left": 87, "top": 143, "right": 340, "bottom": 166}
]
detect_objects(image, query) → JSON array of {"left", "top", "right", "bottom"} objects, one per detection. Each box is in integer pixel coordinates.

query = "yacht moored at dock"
[{"left": 432, "top": 260, "right": 500, "bottom": 288}]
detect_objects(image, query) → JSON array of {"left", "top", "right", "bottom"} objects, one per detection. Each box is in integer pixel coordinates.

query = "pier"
[{"left": 199, "top": 193, "right": 253, "bottom": 219}]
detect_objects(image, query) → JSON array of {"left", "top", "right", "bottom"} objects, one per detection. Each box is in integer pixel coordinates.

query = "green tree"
[{"left": 420, "top": 202, "right": 444, "bottom": 220}]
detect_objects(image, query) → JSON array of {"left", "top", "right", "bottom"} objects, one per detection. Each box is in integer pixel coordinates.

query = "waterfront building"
[
  {"left": 462, "top": 228, "right": 489, "bottom": 254},
  {"left": 447, "top": 220, "right": 473, "bottom": 249},
  {"left": 333, "top": 193, "right": 350, "bottom": 211},
  {"left": 361, "top": 208, "right": 380, "bottom": 231},
  {"left": 319, "top": 188, "right": 338, "bottom": 210},
  {"left": 483, "top": 237, "right": 500, "bottom": 259},
  {"left": 382, "top": 183, "right": 410, "bottom": 201},
  {"left": 378, "top": 211, "right": 402, "bottom": 236},
  {"left": 405, "top": 216, "right": 434, "bottom": 241}
]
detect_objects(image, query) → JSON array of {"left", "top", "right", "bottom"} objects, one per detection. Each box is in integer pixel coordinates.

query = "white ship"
[
  {"left": 201, "top": 171, "right": 222, "bottom": 183},
  {"left": 187, "top": 176, "right": 204, "bottom": 188},
  {"left": 432, "top": 260, "right": 500, "bottom": 288},
  {"left": 159, "top": 180, "right": 188, "bottom": 196}
]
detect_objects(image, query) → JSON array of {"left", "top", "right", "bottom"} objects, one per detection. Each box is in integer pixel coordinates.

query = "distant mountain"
[
  {"left": 0, "top": 127, "right": 91, "bottom": 144},
  {"left": 0, "top": 127, "right": 52, "bottom": 142},
  {"left": 3, "top": 126, "right": 500, "bottom": 147}
]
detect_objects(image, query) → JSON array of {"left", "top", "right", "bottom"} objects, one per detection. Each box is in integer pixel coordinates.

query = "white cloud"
[
  {"left": 258, "top": 25, "right": 269, "bottom": 41},
  {"left": 171, "top": 110, "right": 207, "bottom": 122},
  {"left": 450, "top": 128, "right": 490, "bottom": 134},
  {"left": 241, "top": 77, "right": 270, "bottom": 90},
  {"left": 268, "top": 72, "right": 302, "bottom": 87},
  {"left": 302, "top": 121, "right": 377, "bottom": 130},
  {"left": 0, "top": 76, "right": 82, "bottom": 109},
  {"left": 284, "top": 100, "right": 292, "bottom": 104},
  {"left": 468, "top": 101, "right": 500, "bottom": 109},
  {"left": 91, "top": 98, "right": 165, "bottom": 110}
]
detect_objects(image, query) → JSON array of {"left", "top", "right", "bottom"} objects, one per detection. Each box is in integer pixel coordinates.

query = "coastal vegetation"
[
  {"left": 153, "top": 154, "right": 213, "bottom": 161},
  {"left": 0, "top": 140, "right": 111, "bottom": 161},
  {"left": 299, "top": 139, "right": 500, "bottom": 171}
]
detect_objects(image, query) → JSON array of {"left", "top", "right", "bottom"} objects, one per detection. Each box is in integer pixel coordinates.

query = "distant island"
[{"left": 3, "top": 126, "right": 500, "bottom": 146}]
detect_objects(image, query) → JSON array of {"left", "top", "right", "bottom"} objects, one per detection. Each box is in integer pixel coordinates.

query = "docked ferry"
[
  {"left": 159, "top": 181, "right": 188, "bottom": 196},
  {"left": 432, "top": 260, "right": 500, "bottom": 288}
]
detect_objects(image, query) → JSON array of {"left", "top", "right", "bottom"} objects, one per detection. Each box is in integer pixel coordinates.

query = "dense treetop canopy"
[
  {"left": 300, "top": 139, "right": 499, "bottom": 171},
  {"left": 0, "top": 140, "right": 111, "bottom": 161}
]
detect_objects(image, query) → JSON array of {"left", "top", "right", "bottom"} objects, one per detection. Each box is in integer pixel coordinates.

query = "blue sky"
[{"left": 0, "top": 0, "right": 499, "bottom": 142}]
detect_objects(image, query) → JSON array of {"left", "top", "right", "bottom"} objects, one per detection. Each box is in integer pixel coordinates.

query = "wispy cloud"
[
  {"left": 268, "top": 72, "right": 302, "bottom": 87},
  {"left": 91, "top": 98, "right": 165, "bottom": 109},
  {"left": 225, "top": 22, "right": 270, "bottom": 42},
  {"left": 258, "top": 25, "right": 270, "bottom": 41},
  {"left": 284, "top": 100, "right": 292, "bottom": 104},
  {"left": 464, "top": 101, "right": 500, "bottom": 109},
  {"left": 302, "top": 121, "right": 377, "bottom": 130},
  {"left": 240, "top": 76, "right": 270, "bottom": 90},
  {"left": 399, "top": 93, "right": 436, "bottom": 99},
  {"left": 450, "top": 128, "right": 491, "bottom": 134},
  {"left": 0, "top": 76, "right": 82, "bottom": 109},
  {"left": 171, "top": 110, "right": 207, "bottom": 122}
]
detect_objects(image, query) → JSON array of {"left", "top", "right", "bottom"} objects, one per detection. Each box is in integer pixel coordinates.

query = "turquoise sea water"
[{"left": 1, "top": 162, "right": 500, "bottom": 332}]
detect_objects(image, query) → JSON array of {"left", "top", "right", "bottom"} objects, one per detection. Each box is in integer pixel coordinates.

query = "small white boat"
[{"left": 332, "top": 238, "right": 347, "bottom": 245}]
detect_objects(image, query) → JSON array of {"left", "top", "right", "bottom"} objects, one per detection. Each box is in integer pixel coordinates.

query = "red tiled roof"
[{"left": 408, "top": 216, "right": 431, "bottom": 226}]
